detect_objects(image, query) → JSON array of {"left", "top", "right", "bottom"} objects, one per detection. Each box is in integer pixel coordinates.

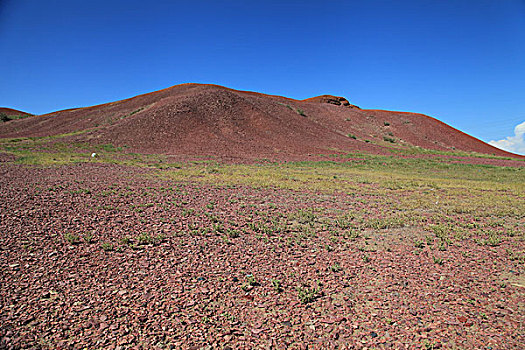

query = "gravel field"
[{"left": 1, "top": 160, "right": 523, "bottom": 349}]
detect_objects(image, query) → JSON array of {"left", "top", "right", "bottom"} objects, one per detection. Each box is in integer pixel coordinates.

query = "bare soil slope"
[{"left": 0, "top": 84, "right": 519, "bottom": 159}]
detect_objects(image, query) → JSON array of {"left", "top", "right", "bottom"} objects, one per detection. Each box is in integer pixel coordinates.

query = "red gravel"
[
  {"left": 1, "top": 161, "right": 523, "bottom": 349},
  {"left": 0, "top": 84, "right": 521, "bottom": 160}
]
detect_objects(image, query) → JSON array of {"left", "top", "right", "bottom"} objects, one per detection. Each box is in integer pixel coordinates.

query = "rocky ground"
[{"left": 1, "top": 161, "right": 523, "bottom": 349}]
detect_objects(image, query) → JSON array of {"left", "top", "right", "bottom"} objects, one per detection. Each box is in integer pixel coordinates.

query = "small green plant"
[
  {"left": 137, "top": 232, "right": 165, "bottom": 246},
  {"left": 347, "top": 134, "right": 357, "bottom": 140},
  {"left": 69, "top": 188, "right": 91, "bottom": 195},
  {"left": 279, "top": 102, "right": 294, "bottom": 111},
  {"left": 101, "top": 242, "right": 113, "bottom": 251},
  {"left": 384, "top": 121, "right": 390, "bottom": 126},
  {"left": 227, "top": 228, "right": 240, "bottom": 238},
  {"left": 120, "top": 237, "right": 131, "bottom": 245},
  {"left": 296, "top": 108, "right": 306, "bottom": 117},
  {"left": 383, "top": 136, "right": 395, "bottom": 143},
  {"left": 240, "top": 274, "right": 259, "bottom": 291},
  {"left": 138, "top": 232, "right": 154, "bottom": 245},
  {"left": 246, "top": 274, "right": 259, "bottom": 286},
  {"left": 0, "top": 112, "right": 11, "bottom": 122},
  {"left": 423, "top": 340, "right": 438, "bottom": 350},
  {"left": 120, "top": 107, "right": 144, "bottom": 120},
  {"left": 433, "top": 257, "right": 444, "bottom": 265},
  {"left": 414, "top": 240, "right": 424, "bottom": 248},
  {"left": 345, "top": 229, "right": 360, "bottom": 241},
  {"left": 296, "top": 285, "right": 320, "bottom": 304},
  {"left": 82, "top": 232, "right": 94, "bottom": 244},
  {"left": 385, "top": 318, "right": 395, "bottom": 325},
  {"left": 64, "top": 233, "right": 80, "bottom": 245},
  {"left": 330, "top": 263, "right": 342, "bottom": 272},
  {"left": 485, "top": 234, "right": 501, "bottom": 246},
  {"left": 272, "top": 279, "right": 283, "bottom": 293}
]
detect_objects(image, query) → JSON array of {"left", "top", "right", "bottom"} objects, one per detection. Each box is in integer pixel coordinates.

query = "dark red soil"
[
  {"left": 0, "top": 84, "right": 521, "bottom": 160},
  {"left": 1, "top": 161, "right": 523, "bottom": 349}
]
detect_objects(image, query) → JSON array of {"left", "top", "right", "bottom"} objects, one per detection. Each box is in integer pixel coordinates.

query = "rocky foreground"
[{"left": 1, "top": 161, "right": 523, "bottom": 349}]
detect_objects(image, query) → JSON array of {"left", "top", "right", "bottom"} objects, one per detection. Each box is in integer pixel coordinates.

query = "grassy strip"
[{"left": 2, "top": 137, "right": 522, "bottom": 248}]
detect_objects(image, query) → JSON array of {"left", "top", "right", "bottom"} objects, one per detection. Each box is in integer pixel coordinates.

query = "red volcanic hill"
[{"left": 0, "top": 83, "right": 520, "bottom": 159}]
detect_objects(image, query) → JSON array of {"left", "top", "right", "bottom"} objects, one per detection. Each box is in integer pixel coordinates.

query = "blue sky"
[{"left": 1, "top": 0, "right": 524, "bottom": 153}]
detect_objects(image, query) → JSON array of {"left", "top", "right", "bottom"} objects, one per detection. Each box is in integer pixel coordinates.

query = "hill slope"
[
  {"left": 0, "top": 107, "right": 31, "bottom": 116},
  {"left": 0, "top": 84, "right": 520, "bottom": 159},
  {"left": 0, "top": 107, "right": 32, "bottom": 122}
]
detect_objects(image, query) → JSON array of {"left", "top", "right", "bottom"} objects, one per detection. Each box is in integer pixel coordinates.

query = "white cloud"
[{"left": 489, "top": 121, "right": 525, "bottom": 155}]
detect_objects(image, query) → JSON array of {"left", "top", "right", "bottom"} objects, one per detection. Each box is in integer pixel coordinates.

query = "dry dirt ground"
[{"left": 1, "top": 157, "right": 523, "bottom": 349}]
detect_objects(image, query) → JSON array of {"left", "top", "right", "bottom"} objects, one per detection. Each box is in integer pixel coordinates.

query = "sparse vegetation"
[
  {"left": 241, "top": 274, "right": 259, "bottom": 291},
  {"left": 272, "top": 279, "right": 283, "bottom": 293},
  {"left": 246, "top": 274, "right": 258, "bottom": 286},
  {"left": 297, "top": 285, "right": 320, "bottom": 304},
  {"left": 330, "top": 263, "right": 342, "bottom": 272},
  {"left": 101, "top": 242, "right": 113, "bottom": 251},
  {"left": 296, "top": 108, "right": 306, "bottom": 117},
  {"left": 83, "top": 232, "right": 94, "bottom": 243},
  {"left": 0, "top": 112, "right": 31, "bottom": 122},
  {"left": 0, "top": 113, "right": 11, "bottom": 122},
  {"left": 64, "top": 233, "right": 80, "bottom": 245}
]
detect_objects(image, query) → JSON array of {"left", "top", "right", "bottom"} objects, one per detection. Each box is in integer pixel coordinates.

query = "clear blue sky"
[{"left": 1, "top": 0, "right": 524, "bottom": 153}]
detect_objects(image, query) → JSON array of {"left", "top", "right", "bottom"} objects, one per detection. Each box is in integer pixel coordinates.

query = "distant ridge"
[
  {"left": 0, "top": 107, "right": 32, "bottom": 116},
  {"left": 0, "top": 83, "right": 521, "bottom": 160}
]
